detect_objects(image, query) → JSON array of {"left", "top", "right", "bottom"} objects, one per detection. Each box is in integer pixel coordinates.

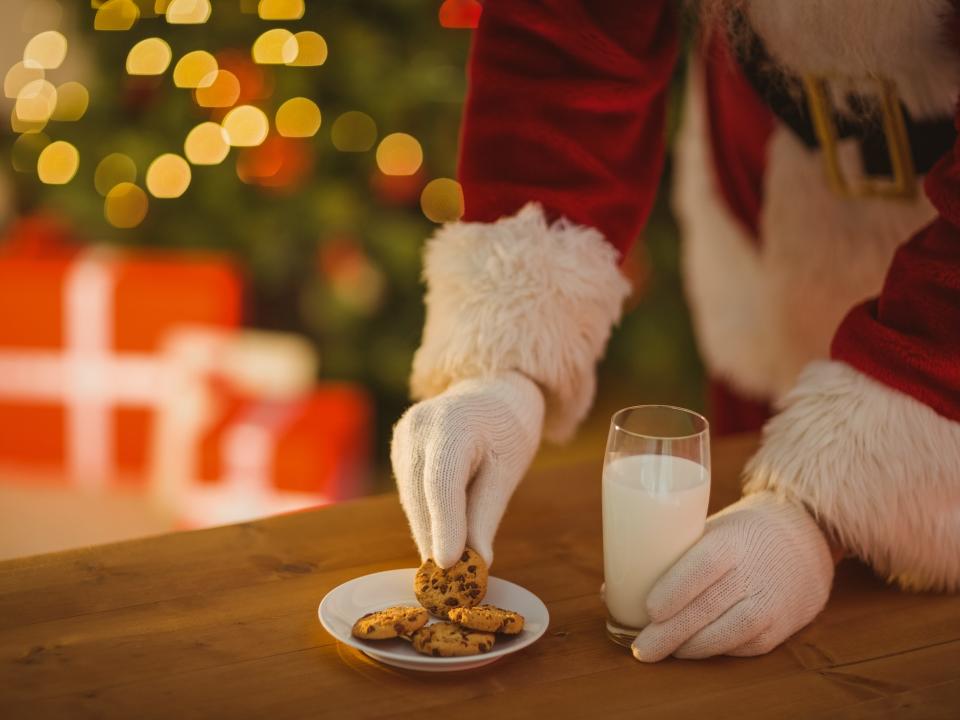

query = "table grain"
[{"left": 1, "top": 433, "right": 959, "bottom": 719}]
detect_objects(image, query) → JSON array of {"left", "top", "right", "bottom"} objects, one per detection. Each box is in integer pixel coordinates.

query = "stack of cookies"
[{"left": 350, "top": 548, "right": 525, "bottom": 658}]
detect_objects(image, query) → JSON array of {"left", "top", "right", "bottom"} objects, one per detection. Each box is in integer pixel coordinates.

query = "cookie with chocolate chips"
[
  {"left": 410, "top": 621, "right": 496, "bottom": 657},
  {"left": 351, "top": 605, "right": 428, "bottom": 640},
  {"left": 447, "top": 605, "right": 524, "bottom": 635},
  {"left": 414, "top": 547, "right": 488, "bottom": 617}
]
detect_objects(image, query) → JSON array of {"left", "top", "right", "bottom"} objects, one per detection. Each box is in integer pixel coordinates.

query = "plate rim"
[{"left": 318, "top": 568, "right": 550, "bottom": 666}]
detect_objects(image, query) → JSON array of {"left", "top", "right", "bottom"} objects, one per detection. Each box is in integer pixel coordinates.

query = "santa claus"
[{"left": 391, "top": 0, "right": 960, "bottom": 661}]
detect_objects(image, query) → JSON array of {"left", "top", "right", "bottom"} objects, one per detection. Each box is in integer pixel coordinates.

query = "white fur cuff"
[
  {"left": 410, "top": 203, "right": 631, "bottom": 443},
  {"left": 744, "top": 360, "right": 960, "bottom": 592}
]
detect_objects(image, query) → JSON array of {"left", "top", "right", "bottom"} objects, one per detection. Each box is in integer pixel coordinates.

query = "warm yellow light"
[
  {"left": 5, "top": 62, "right": 44, "bottom": 100},
  {"left": 286, "top": 31, "right": 327, "bottom": 67},
  {"left": 165, "top": 0, "right": 212, "bottom": 24},
  {"left": 15, "top": 79, "right": 58, "bottom": 124},
  {"left": 275, "top": 97, "right": 320, "bottom": 138},
  {"left": 154, "top": 0, "right": 171, "bottom": 12},
  {"left": 126, "top": 38, "right": 173, "bottom": 75},
  {"left": 222, "top": 105, "right": 269, "bottom": 147},
  {"left": 11, "top": 108, "right": 46, "bottom": 134},
  {"left": 94, "top": 153, "right": 137, "bottom": 196},
  {"left": 258, "top": 0, "right": 305, "bottom": 20},
  {"left": 146, "top": 153, "right": 192, "bottom": 198},
  {"left": 11, "top": 132, "right": 50, "bottom": 173},
  {"left": 194, "top": 70, "right": 240, "bottom": 108},
  {"left": 94, "top": 0, "right": 140, "bottom": 30},
  {"left": 420, "top": 178, "right": 464, "bottom": 223},
  {"left": 50, "top": 82, "right": 89, "bottom": 122},
  {"left": 331, "top": 111, "right": 377, "bottom": 152},
  {"left": 105, "top": 182, "right": 149, "bottom": 228},
  {"left": 252, "top": 29, "right": 298, "bottom": 65},
  {"left": 173, "top": 51, "right": 218, "bottom": 88},
  {"left": 37, "top": 140, "right": 79, "bottom": 184},
  {"left": 184, "top": 122, "right": 230, "bottom": 165},
  {"left": 24, "top": 31, "right": 68, "bottom": 70},
  {"left": 376, "top": 133, "right": 423, "bottom": 176}
]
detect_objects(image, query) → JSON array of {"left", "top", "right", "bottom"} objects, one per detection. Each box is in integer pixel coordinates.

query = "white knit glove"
[
  {"left": 631, "top": 491, "right": 835, "bottom": 662},
  {"left": 391, "top": 371, "right": 544, "bottom": 568}
]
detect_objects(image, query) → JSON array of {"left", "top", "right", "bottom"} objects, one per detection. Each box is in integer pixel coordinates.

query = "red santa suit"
[{"left": 409, "top": 1, "right": 960, "bottom": 592}]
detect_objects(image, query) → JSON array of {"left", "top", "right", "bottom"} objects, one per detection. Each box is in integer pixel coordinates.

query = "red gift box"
[
  {"left": 176, "top": 385, "right": 373, "bottom": 527},
  {"left": 0, "top": 249, "right": 242, "bottom": 485}
]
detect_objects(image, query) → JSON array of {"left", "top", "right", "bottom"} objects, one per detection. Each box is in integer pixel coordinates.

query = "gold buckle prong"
[{"left": 802, "top": 75, "right": 917, "bottom": 200}]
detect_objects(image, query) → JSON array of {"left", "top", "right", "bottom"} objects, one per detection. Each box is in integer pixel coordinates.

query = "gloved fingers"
[
  {"left": 465, "top": 458, "right": 515, "bottom": 567},
  {"left": 631, "top": 571, "right": 744, "bottom": 663},
  {"left": 423, "top": 432, "right": 475, "bottom": 569},
  {"left": 391, "top": 412, "right": 432, "bottom": 562},
  {"left": 645, "top": 529, "right": 737, "bottom": 624},
  {"left": 672, "top": 597, "right": 767, "bottom": 659},
  {"left": 728, "top": 629, "right": 781, "bottom": 657}
]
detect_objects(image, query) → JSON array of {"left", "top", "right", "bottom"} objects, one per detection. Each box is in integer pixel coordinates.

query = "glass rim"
[{"left": 610, "top": 404, "right": 709, "bottom": 441}]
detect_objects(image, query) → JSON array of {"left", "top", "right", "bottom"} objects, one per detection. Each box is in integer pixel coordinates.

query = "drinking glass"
[{"left": 602, "top": 405, "right": 710, "bottom": 647}]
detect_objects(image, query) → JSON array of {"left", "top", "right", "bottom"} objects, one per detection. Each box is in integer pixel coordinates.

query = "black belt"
[{"left": 730, "top": 12, "right": 955, "bottom": 193}]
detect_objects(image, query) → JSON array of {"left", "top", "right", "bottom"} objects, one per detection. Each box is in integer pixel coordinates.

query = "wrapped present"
[
  {"left": 177, "top": 385, "right": 372, "bottom": 527},
  {"left": 0, "top": 247, "right": 242, "bottom": 486}
]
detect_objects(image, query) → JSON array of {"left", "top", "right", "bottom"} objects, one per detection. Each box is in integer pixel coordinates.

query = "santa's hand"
[
  {"left": 631, "top": 492, "right": 834, "bottom": 662},
  {"left": 391, "top": 371, "right": 544, "bottom": 569}
]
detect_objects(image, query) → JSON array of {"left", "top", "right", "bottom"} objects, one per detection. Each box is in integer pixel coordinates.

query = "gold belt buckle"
[{"left": 802, "top": 75, "right": 917, "bottom": 199}]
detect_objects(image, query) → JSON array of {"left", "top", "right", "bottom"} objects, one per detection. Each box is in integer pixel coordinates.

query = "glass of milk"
[{"left": 602, "top": 405, "right": 710, "bottom": 647}]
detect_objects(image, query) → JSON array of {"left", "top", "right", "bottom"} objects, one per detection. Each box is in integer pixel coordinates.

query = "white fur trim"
[
  {"left": 747, "top": 0, "right": 960, "bottom": 119},
  {"left": 674, "top": 59, "right": 938, "bottom": 401},
  {"left": 745, "top": 360, "right": 960, "bottom": 592},
  {"left": 410, "top": 203, "right": 631, "bottom": 443}
]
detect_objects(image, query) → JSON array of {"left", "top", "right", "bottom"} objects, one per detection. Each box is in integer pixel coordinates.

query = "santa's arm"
[
  {"left": 411, "top": 0, "right": 679, "bottom": 442},
  {"left": 745, "top": 109, "right": 960, "bottom": 592}
]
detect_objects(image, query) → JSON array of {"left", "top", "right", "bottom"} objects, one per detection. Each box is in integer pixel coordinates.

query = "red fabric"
[
  {"left": 703, "top": 32, "right": 774, "bottom": 242},
  {"left": 708, "top": 378, "right": 771, "bottom": 436},
  {"left": 458, "top": 0, "right": 678, "bottom": 257}
]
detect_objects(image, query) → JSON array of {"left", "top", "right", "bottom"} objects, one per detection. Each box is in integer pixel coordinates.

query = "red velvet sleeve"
[
  {"left": 458, "top": 0, "right": 679, "bottom": 258},
  {"left": 831, "top": 108, "right": 960, "bottom": 422}
]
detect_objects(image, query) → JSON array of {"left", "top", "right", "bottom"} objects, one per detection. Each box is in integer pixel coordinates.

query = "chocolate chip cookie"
[
  {"left": 410, "top": 621, "right": 496, "bottom": 657},
  {"left": 447, "top": 605, "right": 525, "bottom": 635},
  {"left": 351, "top": 605, "right": 429, "bottom": 640},
  {"left": 414, "top": 547, "right": 488, "bottom": 616}
]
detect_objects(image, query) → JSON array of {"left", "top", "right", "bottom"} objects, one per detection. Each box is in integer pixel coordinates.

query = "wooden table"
[{"left": 2, "top": 434, "right": 959, "bottom": 719}]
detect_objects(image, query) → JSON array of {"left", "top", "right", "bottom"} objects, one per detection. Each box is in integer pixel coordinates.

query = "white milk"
[{"left": 602, "top": 454, "right": 710, "bottom": 629}]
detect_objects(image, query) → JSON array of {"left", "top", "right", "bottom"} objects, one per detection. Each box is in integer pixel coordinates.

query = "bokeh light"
[
  {"left": 94, "top": 0, "right": 141, "bottom": 31},
  {"left": 105, "top": 182, "right": 149, "bottom": 228},
  {"left": 286, "top": 31, "right": 327, "bottom": 67},
  {"left": 10, "top": 108, "right": 46, "bottom": 134},
  {"left": 146, "top": 153, "right": 192, "bottom": 198},
  {"left": 126, "top": 38, "right": 173, "bottom": 75},
  {"left": 94, "top": 153, "right": 138, "bottom": 196},
  {"left": 375, "top": 133, "right": 423, "bottom": 176},
  {"left": 420, "top": 178, "right": 464, "bottom": 223},
  {"left": 252, "top": 29, "right": 297, "bottom": 65},
  {"left": 331, "top": 111, "right": 377, "bottom": 152},
  {"left": 23, "top": 31, "right": 68, "bottom": 70},
  {"left": 194, "top": 70, "right": 240, "bottom": 108},
  {"left": 11, "top": 132, "right": 51, "bottom": 173},
  {"left": 222, "top": 105, "right": 269, "bottom": 147},
  {"left": 173, "top": 51, "right": 218, "bottom": 88},
  {"left": 5, "top": 62, "right": 45, "bottom": 100},
  {"left": 258, "top": 0, "right": 305, "bottom": 20},
  {"left": 15, "top": 79, "right": 58, "bottom": 124},
  {"left": 184, "top": 122, "right": 230, "bottom": 165},
  {"left": 275, "top": 97, "right": 321, "bottom": 138},
  {"left": 50, "top": 82, "right": 89, "bottom": 122},
  {"left": 37, "top": 140, "right": 79, "bottom": 184},
  {"left": 165, "top": 0, "right": 212, "bottom": 24}
]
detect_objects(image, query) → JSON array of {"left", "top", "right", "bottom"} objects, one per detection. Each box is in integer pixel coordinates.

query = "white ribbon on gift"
[{"left": 0, "top": 252, "right": 164, "bottom": 488}]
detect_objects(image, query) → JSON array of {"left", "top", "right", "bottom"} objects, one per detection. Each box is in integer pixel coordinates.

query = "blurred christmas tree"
[{"left": 2, "top": 0, "right": 702, "bottom": 473}]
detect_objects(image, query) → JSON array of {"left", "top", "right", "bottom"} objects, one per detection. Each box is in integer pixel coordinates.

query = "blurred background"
[{"left": 0, "top": 0, "right": 702, "bottom": 559}]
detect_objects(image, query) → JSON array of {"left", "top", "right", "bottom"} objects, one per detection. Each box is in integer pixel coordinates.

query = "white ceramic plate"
[{"left": 318, "top": 569, "right": 549, "bottom": 672}]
